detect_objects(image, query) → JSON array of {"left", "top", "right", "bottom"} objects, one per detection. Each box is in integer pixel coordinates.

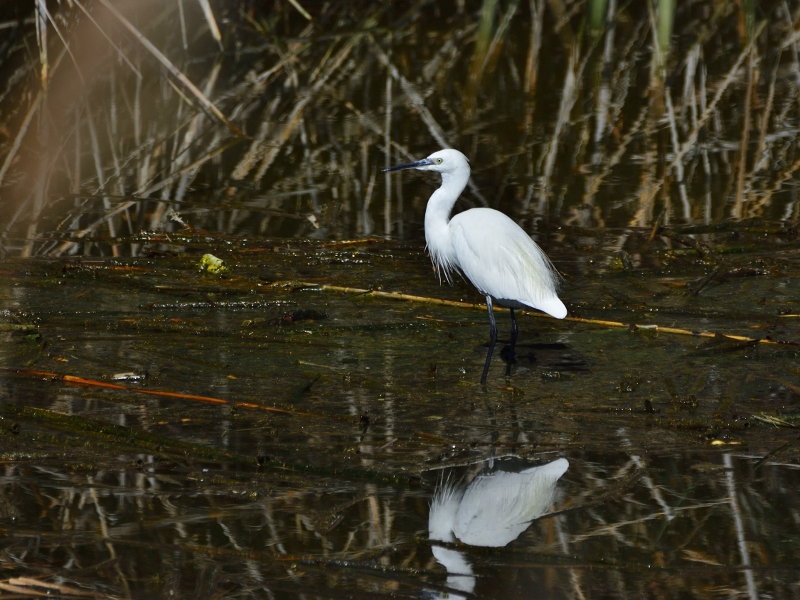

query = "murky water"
[
  {"left": 3, "top": 226, "right": 800, "bottom": 597},
  {"left": 2, "top": 1, "right": 800, "bottom": 598}
]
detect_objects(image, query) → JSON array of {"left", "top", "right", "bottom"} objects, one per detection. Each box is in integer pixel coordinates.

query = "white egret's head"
[{"left": 383, "top": 148, "right": 470, "bottom": 175}]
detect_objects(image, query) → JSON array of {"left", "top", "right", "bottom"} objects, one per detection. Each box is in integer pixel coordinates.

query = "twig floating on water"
[
  {"left": 3, "top": 369, "right": 335, "bottom": 419},
  {"left": 296, "top": 282, "right": 790, "bottom": 346}
]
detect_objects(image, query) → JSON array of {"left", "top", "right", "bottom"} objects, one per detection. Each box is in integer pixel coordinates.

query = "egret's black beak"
[{"left": 382, "top": 158, "right": 433, "bottom": 172}]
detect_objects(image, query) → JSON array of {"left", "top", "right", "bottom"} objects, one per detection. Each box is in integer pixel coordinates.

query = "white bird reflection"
[{"left": 427, "top": 457, "right": 569, "bottom": 598}]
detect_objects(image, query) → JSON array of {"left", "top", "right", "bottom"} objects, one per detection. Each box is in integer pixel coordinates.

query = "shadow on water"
[{"left": 1, "top": 0, "right": 800, "bottom": 597}]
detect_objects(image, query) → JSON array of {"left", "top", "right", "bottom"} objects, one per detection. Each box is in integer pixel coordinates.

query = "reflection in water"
[{"left": 428, "top": 457, "right": 568, "bottom": 597}]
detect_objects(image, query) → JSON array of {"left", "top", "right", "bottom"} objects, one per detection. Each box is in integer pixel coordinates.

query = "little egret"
[{"left": 383, "top": 149, "right": 567, "bottom": 384}]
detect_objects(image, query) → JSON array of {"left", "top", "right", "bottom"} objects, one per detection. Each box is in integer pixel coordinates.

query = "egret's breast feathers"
[
  {"left": 427, "top": 244, "right": 459, "bottom": 284},
  {"left": 425, "top": 220, "right": 461, "bottom": 284}
]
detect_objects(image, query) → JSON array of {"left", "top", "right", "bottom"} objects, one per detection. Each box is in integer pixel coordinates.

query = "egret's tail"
[{"left": 535, "top": 296, "right": 567, "bottom": 319}]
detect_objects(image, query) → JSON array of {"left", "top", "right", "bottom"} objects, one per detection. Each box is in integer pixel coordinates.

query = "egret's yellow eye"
[{"left": 435, "top": 158, "right": 443, "bottom": 164}]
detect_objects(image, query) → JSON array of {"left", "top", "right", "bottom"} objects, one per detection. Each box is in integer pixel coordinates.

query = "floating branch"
[
  {"left": 4, "top": 369, "right": 336, "bottom": 419},
  {"left": 296, "top": 282, "right": 789, "bottom": 346}
]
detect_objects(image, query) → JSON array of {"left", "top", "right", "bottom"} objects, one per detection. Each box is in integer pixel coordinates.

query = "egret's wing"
[{"left": 450, "top": 209, "right": 566, "bottom": 318}]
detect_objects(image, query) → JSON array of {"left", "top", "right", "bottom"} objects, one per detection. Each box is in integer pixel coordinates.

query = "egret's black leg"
[
  {"left": 510, "top": 308, "right": 518, "bottom": 348},
  {"left": 481, "top": 295, "right": 497, "bottom": 385},
  {"left": 504, "top": 308, "right": 519, "bottom": 378}
]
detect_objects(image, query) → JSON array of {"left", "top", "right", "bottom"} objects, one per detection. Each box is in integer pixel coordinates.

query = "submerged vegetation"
[{"left": 2, "top": 1, "right": 800, "bottom": 598}]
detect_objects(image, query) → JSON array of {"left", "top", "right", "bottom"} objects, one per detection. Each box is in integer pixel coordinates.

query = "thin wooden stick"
[
  {"left": 296, "top": 282, "right": 788, "bottom": 346},
  {"left": 5, "top": 369, "right": 332, "bottom": 419}
]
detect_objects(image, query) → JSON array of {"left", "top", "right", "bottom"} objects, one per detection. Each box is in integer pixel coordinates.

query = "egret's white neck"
[
  {"left": 424, "top": 167, "right": 470, "bottom": 282},
  {"left": 425, "top": 169, "right": 470, "bottom": 226}
]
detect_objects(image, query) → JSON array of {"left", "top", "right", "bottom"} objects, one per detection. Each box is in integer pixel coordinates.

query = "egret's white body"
[{"left": 384, "top": 149, "right": 567, "bottom": 383}]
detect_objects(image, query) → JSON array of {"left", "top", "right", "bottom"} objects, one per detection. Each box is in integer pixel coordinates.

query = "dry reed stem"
[
  {"left": 95, "top": 0, "right": 243, "bottom": 137},
  {"left": 733, "top": 48, "right": 756, "bottom": 219},
  {"left": 142, "top": 138, "right": 243, "bottom": 195},
  {"left": 94, "top": 112, "right": 196, "bottom": 194},
  {"left": 0, "top": 93, "right": 41, "bottom": 188},
  {"left": 538, "top": 29, "right": 602, "bottom": 211},
  {"left": 248, "top": 34, "right": 363, "bottom": 182},
  {"left": 545, "top": 0, "right": 575, "bottom": 45},
  {"left": 196, "top": 0, "right": 223, "bottom": 50},
  {"left": 587, "top": 104, "right": 648, "bottom": 199},
  {"left": 369, "top": 37, "right": 450, "bottom": 149},
  {"left": 2, "top": 577, "right": 118, "bottom": 599},
  {"left": 681, "top": 46, "right": 699, "bottom": 126},
  {"left": 762, "top": 154, "right": 800, "bottom": 208},
  {"left": 664, "top": 91, "right": 690, "bottom": 219},
  {"left": 630, "top": 104, "right": 658, "bottom": 227},
  {"left": 216, "top": 40, "right": 311, "bottom": 104},
  {"left": 608, "top": 14, "right": 648, "bottom": 125},
  {"left": 172, "top": 61, "right": 222, "bottom": 189},
  {"left": 524, "top": 0, "right": 545, "bottom": 98},
  {"left": 34, "top": 0, "right": 47, "bottom": 86},
  {"left": 6, "top": 3, "right": 799, "bottom": 257},
  {"left": 51, "top": 139, "right": 243, "bottom": 256},
  {"left": 0, "top": 44, "right": 67, "bottom": 247},
  {"left": 753, "top": 57, "right": 779, "bottom": 173},
  {"left": 369, "top": 36, "right": 488, "bottom": 206},
  {"left": 177, "top": 0, "right": 188, "bottom": 49},
  {"left": 0, "top": 17, "right": 35, "bottom": 29},
  {"left": 287, "top": 0, "right": 313, "bottom": 21},
  {"left": 40, "top": 1, "right": 85, "bottom": 86},
  {"left": 343, "top": 101, "right": 414, "bottom": 161},
  {"left": 384, "top": 38, "right": 393, "bottom": 238},
  {"left": 538, "top": 47, "right": 578, "bottom": 207},
  {"left": 231, "top": 97, "right": 282, "bottom": 180},
  {"left": 465, "top": 0, "right": 497, "bottom": 114},
  {"left": 676, "top": 1, "right": 729, "bottom": 80},
  {"left": 84, "top": 104, "right": 116, "bottom": 254},
  {"left": 583, "top": 18, "right": 649, "bottom": 204},
  {"left": 671, "top": 20, "right": 767, "bottom": 171},
  {"left": 592, "top": 0, "right": 617, "bottom": 147},
  {"left": 295, "top": 282, "right": 786, "bottom": 346},
  {"left": 6, "top": 369, "right": 334, "bottom": 419},
  {"left": 482, "top": 0, "right": 518, "bottom": 79}
]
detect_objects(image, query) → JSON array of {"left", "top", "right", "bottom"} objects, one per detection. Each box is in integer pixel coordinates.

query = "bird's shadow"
[{"left": 485, "top": 342, "right": 590, "bottom": 373}]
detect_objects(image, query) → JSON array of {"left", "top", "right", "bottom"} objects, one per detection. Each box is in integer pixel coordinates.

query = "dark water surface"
[
  {"left": 3, "top": 225, "right": 800, "bottom": 598},
  {"left": 2, "top": 1, "right": 800, "bottom": 598}
]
